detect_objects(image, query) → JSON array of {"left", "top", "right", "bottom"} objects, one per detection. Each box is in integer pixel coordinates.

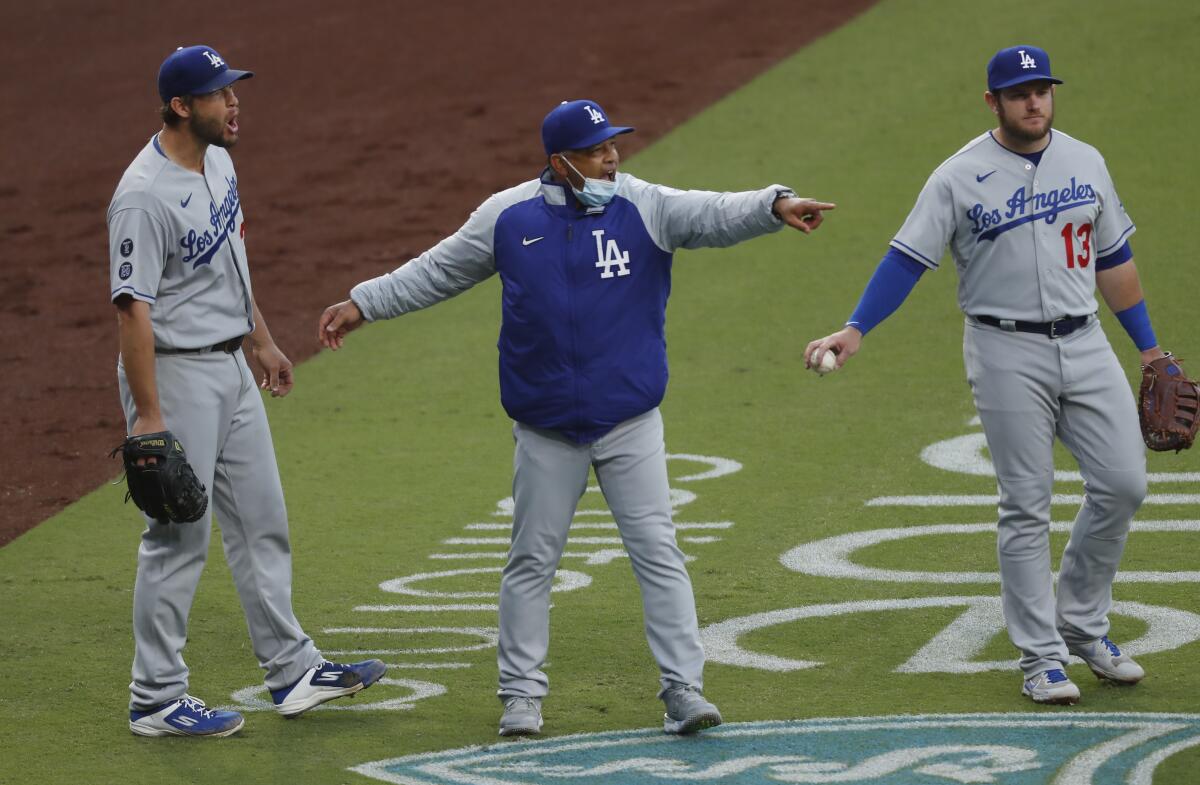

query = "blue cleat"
[
  {"left": 271, "top": 659, "right": 387, "bottom": 717},
  {"left": 129, "top": 695, "right": 244, "bottom": 738}
]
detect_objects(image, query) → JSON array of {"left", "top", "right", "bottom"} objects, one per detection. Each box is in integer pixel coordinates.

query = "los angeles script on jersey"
[
  {"left": 180, "top": 175, "right": 241, "bottom": 269},
  {"left": 967, "top": 176, "right": 1095, "bottom": 242}
]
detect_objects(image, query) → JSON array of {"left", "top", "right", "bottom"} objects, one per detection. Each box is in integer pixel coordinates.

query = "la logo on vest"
[
  {"left": 584, "top": 105, "right": 605, "bottom": 125},
  {"left": 592, "top": 229, "right": 630, "bottom": 279},
  {"left": 1018, "top": 49, "right": 1037, "bottom": 69},
  {"left": 203, "top": 50, "right": 226, "bottom": 68}
]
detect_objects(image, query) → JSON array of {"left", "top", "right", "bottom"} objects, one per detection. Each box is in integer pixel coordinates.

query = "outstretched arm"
[
  {"left": 348, "top": 223, "right": 498, "bottom": 322},
  {"left": 319, "top": 189, "right": 512, "bottom": 350},
  {"left": 625, "top": 176, "right": 834, "bottom": 252}
]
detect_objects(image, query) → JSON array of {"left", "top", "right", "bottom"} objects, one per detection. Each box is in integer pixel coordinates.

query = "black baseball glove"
[
  {"left": 112, "top": 431, "right": 208, "bottom": 523},
  {"left": 1139, "top": 354, "right": 1200, "bottom": 452}
]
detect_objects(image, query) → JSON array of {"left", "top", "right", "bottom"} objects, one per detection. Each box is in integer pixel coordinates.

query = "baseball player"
[
  {"left": 109, "top": 45, "right": 385, "bottom": 738},
  {"left": 318, "top": 99, "right": 834, "bottom": 736},
  {"left": 805, "top": 45, "right": 1166, "bottom": 705}
]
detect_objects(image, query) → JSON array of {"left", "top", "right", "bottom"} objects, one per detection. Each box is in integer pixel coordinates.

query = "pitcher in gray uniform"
[
  {"left": 318, "top": 99, "right": 835, "bottom": 735},
  {"left": 109, "top": 45, "right": 384, "bottom": 738},
  {"left": 804, "top": 45, "right": 1171, "bottom": 705}
]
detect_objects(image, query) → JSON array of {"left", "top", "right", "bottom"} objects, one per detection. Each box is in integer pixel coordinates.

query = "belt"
[
  {"left": 974, "top": 314, "right": 1091, "bottom": 339},
  {"left": 156, "top": 335, "right": 245, "bottom": 355}
]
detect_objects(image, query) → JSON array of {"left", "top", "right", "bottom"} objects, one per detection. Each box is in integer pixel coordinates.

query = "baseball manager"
[{"left": 319, "top": 99, "right": 834, "bottom": 736}]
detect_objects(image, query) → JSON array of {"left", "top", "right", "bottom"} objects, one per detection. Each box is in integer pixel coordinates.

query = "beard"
[
  {"left": 996, "top": 101, "right": 1053, "bottom": 144},
  {"left": 189, "top": 112, "right": 237, "bottom": 149}
]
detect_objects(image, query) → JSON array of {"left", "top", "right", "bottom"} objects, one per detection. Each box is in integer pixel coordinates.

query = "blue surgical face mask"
[{"left": 558, "top": 155, "right": 617, "bottom": 207}]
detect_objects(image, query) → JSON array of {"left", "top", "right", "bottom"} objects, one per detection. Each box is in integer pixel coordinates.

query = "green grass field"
[{"left": 3, "top": 1, "right": 1199, "bottom": 783}]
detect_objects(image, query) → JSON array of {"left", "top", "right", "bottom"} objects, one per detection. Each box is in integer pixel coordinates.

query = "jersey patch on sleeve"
[
  {"left": 120, "top": 238, "right": 134, "bottom": 257},
  {"left": 118, "top": 261, "right": 133, "bottom": 280}
]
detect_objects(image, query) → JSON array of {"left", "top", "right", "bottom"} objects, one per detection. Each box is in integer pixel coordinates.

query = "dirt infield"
[{"left": 0, "top": 0, "right": 874, "bottom": 544}]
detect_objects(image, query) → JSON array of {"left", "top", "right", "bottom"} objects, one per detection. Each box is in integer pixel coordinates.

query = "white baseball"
[{"left": 810, "top": 348, "right": 838, "bottom": 375}]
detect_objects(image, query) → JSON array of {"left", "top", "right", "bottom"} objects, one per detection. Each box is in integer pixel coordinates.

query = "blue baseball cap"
[
  {"left": 987, "top": 45, "right": 1063, "bottom": 92},
  {"left": 541, "top": 100, "right": 634, "bottom": 156},
  {"left": 157, "top": 45, "right": 253, "bottom": 103}
]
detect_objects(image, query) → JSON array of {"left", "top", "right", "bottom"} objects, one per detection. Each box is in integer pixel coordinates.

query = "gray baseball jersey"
[
  {"left": 888, "top": 129, "right": 1146, "bottom": 679},
  {"left": 108, "top": 134, "right": 320, "bottom": 710},
  {"left": 891, "top": 130, "right": 1134, "bottom": 322},
  {"left": 109, "top": 134, "right": 254, "bottom": 347}
]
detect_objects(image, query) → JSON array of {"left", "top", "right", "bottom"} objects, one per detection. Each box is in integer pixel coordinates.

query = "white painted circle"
[
  {"left": 379, "top": 567, "right": 592, "bottom": 598},
  {"left": 225, "top": 677, "right": 447, "bottom": 712}
]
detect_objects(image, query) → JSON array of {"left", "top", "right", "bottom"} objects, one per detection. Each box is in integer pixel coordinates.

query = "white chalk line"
[
  {"left": 463, "top": 521, "right": 733, "bottom": 530},
  {"left": 781, "top": 520, "right": 1200, "bottom": 584},
  {"left": 867, "top": 494, "right": 1200, "bottom": 507}
]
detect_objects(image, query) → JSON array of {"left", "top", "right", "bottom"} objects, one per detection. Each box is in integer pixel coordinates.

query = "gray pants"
[
  {"left": 497, "top": 408, "right": 705, "bottom": 699},
  {"left": 118, "top": 350, "right": 321, "bottom": 710},
  {"left": 963, "top": 317, "right": 1147, "bottom": 678}
]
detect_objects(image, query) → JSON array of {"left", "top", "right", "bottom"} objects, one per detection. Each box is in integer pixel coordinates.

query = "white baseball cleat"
[
  {"left": 1068, "top": 636, "right": 1145, "bottom": 684},
  {"left": 1022, "top": 668, "right": 1081, "bottom": 705},
  {"left": 498, "top": 696, "right": 543, "bottom": 737},
  {"left": 662, "top": 684, "right": 723, "bottom": 734}
]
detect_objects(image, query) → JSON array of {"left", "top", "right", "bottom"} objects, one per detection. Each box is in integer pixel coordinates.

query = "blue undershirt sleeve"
[
  {"left": 1114, "top": 299, "right": 1158, "bottom": 351},
  {"left": 1096, "top": 239, "right": 1133, "bottom": 271},
  {"left": 845, "top": 248, "right": 927, "bottom": 336}
]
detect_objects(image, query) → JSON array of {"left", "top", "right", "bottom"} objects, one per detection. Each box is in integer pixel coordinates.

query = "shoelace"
[
  {"left": 505, "top": 696, "right": 538, "bottom": 712},
  {"left": 1100, "top": 636, "right": 1122, "bottom": 657},
  {"left": 179, "top": 696, "right": 217, "bottom": 718},
  {"left": 666, "top": 685, "right": 710, "bottom": 711},
  {"left": 1043, "top": 669, "right": 1069, "bottom": 684}
]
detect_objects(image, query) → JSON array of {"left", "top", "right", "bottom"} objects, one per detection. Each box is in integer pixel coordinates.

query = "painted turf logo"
[{"left": 352, "top": 714, "right": 1200, "bottom": 784}]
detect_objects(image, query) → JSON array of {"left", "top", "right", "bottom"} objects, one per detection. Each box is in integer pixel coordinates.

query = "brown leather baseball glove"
[{"left": 1138, "top": 354, "right": 1200, "bottom": 452}]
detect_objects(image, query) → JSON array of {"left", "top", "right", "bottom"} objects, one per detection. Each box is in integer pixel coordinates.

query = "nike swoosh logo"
[
  {"left": 180, "top": 193, "right": 193, "bottom": 208},
  {"left": 522, "top": 236, "right": 544, "bottom": 246},
  {"left": 976, "top": 171, "right": 996, "bottom": 183}
]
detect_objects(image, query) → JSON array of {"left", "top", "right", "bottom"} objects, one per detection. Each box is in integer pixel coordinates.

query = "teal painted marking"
[{"left": 352, "top": 713, "right": 1200, "bottom": 784}]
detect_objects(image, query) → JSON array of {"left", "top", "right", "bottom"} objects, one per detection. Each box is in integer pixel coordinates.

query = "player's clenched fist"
[
  {"left": 318, "top": 299, "right": 364, "bottom": 350},
  {"left": 803, "top": 326, "right": 862, "bottom": 374}
]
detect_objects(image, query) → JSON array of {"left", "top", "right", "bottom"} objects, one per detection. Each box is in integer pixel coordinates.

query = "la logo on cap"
[
  {"left": 202, "top": 50, "right": 225, "bottom": 68},
  {"left": 1018, "top": 49, "right": 1037, "bottom": 69},
  {"left": 585, "top": 105, "right": 605, "bottom": 125}
]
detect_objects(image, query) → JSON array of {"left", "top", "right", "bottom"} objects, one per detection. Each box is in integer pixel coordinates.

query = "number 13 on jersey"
[{"left": 1061, "top": 222, "right": 1092, "bottom": 268}]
